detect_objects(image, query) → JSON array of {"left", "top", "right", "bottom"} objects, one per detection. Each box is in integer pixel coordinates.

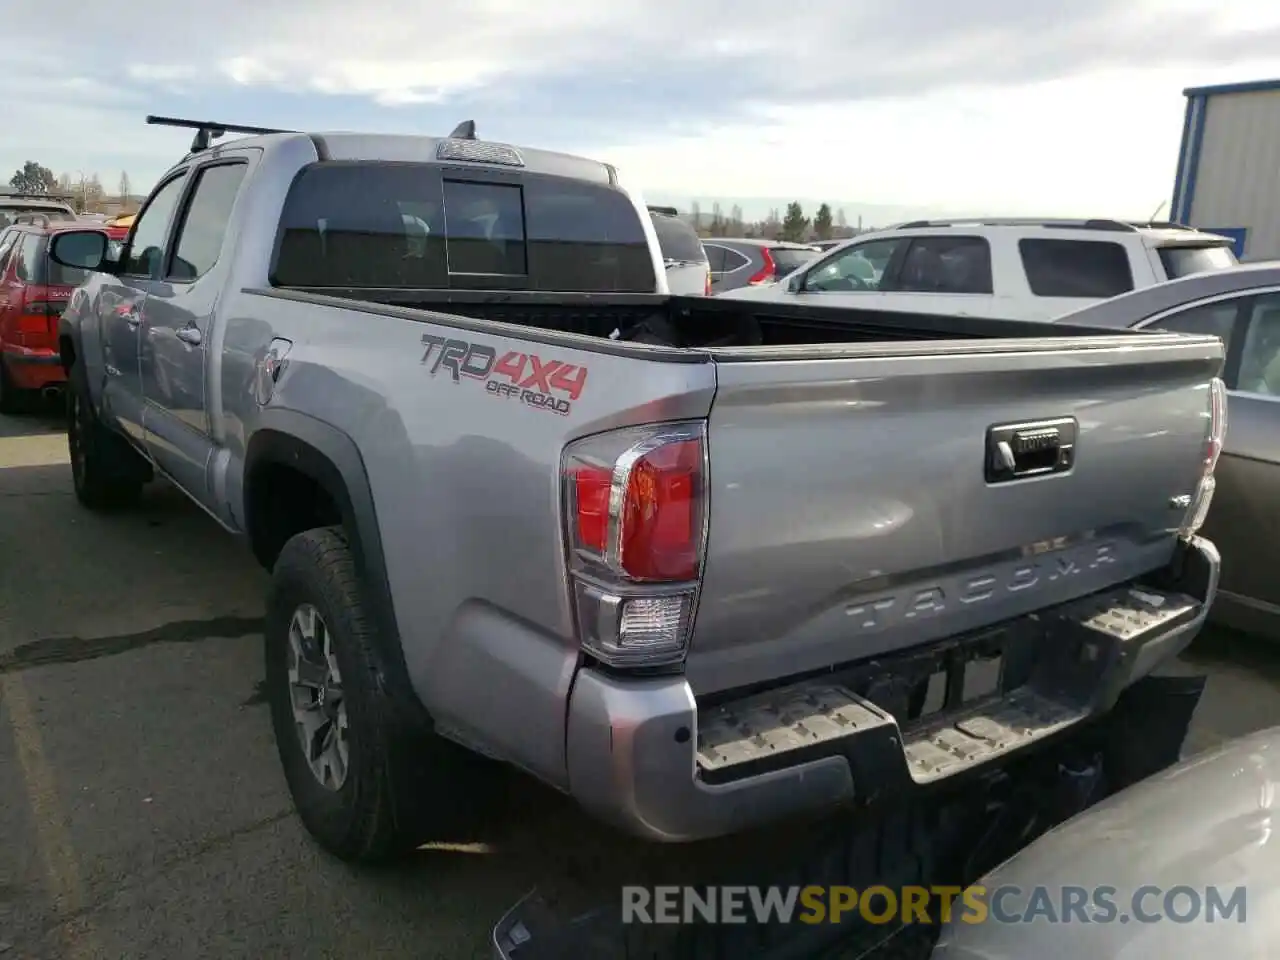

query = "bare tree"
[
  {"left": 72, "top": 172, "right": 106, "bottom": 213},
  {"left": 761, "top": 208, "right": 782, "bottom": 241},
  {"left": 710, "top": 201, "right": 724, "bottom": 237},
  {"left": 835, "top": 208, "right": 848, "bottom": 229},
  {"left": 729, "top": 204, "right": 743, "bottom": 235},
  {"left": 118, "top": 170, "right": 132, "bottom": 201},
  {"left": 690, "top": 200, "right": 703, "bottom": 236}
]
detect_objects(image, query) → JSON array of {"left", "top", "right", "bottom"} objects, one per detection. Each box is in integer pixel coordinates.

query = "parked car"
[
  {"left": 52, "top": 116, "right": 1224, "bottom": 874},
  {"left": 0, "top": 220, "right": 105, "bottom": 411},
  {"left": 648, "top": 208, "right": 711, "bottom": 295},
  {"left": 718, "top": 218, "right": 1238, "bottom": 321},
  {"left": 0, "top": 193, "right": 77, "bottom": 229},
  {"left": 933, "top": 724, "right": 1280, "bottom": 959},
  {"left": 702, "top": 237, "right": 819, "bottom": 292},
  {"left": 1052, "top": 261, "right": 1280, "bottom": 641}
]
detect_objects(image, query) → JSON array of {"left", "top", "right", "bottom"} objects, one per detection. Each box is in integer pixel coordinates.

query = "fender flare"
[
  {"left": 245, "top": 410, "right": 427, "bottom": 726},
  {"left": 58, "top": 312, "right": 109, "bottom": 420},
  {"left": 57, "top": 313, "right": 80, "bottom": 374}
]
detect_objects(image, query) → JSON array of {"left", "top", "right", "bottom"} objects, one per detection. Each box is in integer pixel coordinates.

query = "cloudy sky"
[{"left": 7, "top": 0, "right": 1280, "bottom": 221}]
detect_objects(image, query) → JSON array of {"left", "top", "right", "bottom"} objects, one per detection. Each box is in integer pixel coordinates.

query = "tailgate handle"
[{"left": 986, "top": 417, "right": 1077, "bottom": 483}]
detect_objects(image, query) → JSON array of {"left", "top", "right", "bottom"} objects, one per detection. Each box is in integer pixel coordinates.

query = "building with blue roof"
[{"left": 1172, "top": 78, "right": 1280, "bottom": 261}]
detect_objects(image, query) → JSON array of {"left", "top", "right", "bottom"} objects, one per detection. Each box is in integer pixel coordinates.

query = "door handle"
[
  {"left": 175, "top": 325, "right": 202, "bottom": 346},
  {"left": 985, "top": 418, "right": 1077, "bottom": 483}
]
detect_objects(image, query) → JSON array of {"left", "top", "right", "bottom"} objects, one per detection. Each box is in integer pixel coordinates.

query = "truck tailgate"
[{"left": 687, "top": 334, "right": 1222, "bottom": 695}]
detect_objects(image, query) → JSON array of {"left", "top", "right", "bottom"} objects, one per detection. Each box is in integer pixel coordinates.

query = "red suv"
[{"left": 0, "top": 221, "right": 106, "bottom": 411}]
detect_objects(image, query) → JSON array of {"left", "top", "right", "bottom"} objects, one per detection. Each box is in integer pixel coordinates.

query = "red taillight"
[
  {"left": 573, "top": 465, "right": 613, "bottom": 552},
  {"left": 618, "top": 439, "right": 700, "bottom": 581},
  {"left": 748, "top": 247, "right": 776, "bottom": 285},
  {"left": 567, "top": 428, "right": 705, "bottom": 583},
  {"left": 1180, "top": 377, "right": 1228, "bottom": 538},
  {"left": 1206, "top": 377, "right": 1227, "bottom": 474},
  {"left": 563, "top": 422, "right": 707, "bottom": 667},
  {"left": 17, "top": 312, "right": 49, "bottom": 335},
  {"left": 14, "top": 289, "right": 57, "bottom": 343}
]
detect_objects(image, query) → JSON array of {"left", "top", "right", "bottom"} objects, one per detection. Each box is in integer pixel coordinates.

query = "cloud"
[
  {"left": 126, "top": 65, "right": 198, "bottom": 84},
  {"left": 5, "top": 0, "right": 1280, "bottom": 215},
  {"left": 76, "top": 0, "right": 1279, "bottom": 115}
]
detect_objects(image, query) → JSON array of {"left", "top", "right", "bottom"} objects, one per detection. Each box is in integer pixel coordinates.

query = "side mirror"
[
  {"left": 787, "top": 273, "right": 805, "bottom": 294},
  {"left": 48, "top": 230, "right": 110, "bottom": 272}
]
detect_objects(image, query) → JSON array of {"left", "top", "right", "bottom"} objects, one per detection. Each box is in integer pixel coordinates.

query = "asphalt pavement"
[{"left": 1, "top": 405, "right": 1278, "bottom": 959}]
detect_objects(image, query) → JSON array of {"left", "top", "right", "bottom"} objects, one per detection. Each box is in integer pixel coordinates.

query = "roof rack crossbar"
[{"left": 145, "top": 114, "right": 294, "bottom": 153}]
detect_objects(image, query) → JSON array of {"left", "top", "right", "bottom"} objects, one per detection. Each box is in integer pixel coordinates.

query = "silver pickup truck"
[{"left": 49, "top": 116, "right": 1226, "bottom": 865}]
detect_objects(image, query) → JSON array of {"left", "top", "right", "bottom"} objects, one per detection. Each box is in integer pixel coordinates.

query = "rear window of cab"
[{"left": 270, "top": 162, "right": 658, "bottom": 293}]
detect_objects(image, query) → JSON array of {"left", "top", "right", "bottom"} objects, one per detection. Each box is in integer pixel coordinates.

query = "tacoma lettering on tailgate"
[
  {"left": 844, "top": 540, "right": 1118, "bottom": 634},
  {"left": 420, "top": 334, "right": 588, "bottom": 416}
]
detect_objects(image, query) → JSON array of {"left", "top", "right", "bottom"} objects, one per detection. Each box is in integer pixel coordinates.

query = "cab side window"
[
  {"left": 121, "top": 174, "right": 187, "bottom": 278},
  {"left": 1236, "top": 295, "right": 1280, "bottom": 396},
  {"left": 167, "top": 163, "right": 248, "bottom": 282}
]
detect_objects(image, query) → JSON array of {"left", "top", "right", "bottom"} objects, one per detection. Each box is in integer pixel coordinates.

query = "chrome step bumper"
[{"left": 564, "top": 537, "right": 1217, "bottom": 842}]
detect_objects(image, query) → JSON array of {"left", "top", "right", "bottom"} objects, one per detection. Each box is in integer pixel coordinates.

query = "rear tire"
[
  {"left": 66, "top": 369, "right": 148, "bottom": 510},
  {"left": 265, "top": 526, "right": 492, "bottom": 863}
]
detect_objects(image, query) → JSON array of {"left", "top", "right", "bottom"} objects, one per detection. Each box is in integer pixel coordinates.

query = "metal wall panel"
[{"left": 1186, "top": 90, "right": 1280, "bottom": 260}]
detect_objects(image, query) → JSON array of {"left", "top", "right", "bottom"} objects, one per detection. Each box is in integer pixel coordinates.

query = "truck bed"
[
  {"left": 259, "top": 286, "right": 1145, "bottom": 350},
  {"left": 240, "top": 284, "right": 1221, "bottom": 826}
]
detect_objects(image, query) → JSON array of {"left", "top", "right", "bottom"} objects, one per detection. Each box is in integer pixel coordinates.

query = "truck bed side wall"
[{"left": 217, "top": 291, "right": 716, "bottom": 786}]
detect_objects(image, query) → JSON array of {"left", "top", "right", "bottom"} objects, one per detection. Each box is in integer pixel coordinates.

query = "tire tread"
[{"left": 268, "top": 525, "right": 491, "bottom": 863}]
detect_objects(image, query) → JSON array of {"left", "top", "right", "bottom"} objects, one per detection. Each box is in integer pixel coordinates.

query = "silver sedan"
[
  {"left": 1057, "top": 262, "right": 1280, "bottom": 640},
  {"left": 933, "top": 725, "right": 1280, "bottom": 959}
]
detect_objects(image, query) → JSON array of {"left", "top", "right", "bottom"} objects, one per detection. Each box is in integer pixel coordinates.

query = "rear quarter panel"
[{"left": 220, "top": 293, "right": 716, "bottom": 778}]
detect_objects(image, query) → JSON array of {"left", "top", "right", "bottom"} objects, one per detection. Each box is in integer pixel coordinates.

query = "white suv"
[{"left": 718, "top": 218, "right": 1239, "bottom": 321}]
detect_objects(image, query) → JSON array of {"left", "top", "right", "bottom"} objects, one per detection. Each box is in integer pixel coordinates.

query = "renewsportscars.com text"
[{"left": 621, "top": 884, "right": 1247, "bottom": 926}]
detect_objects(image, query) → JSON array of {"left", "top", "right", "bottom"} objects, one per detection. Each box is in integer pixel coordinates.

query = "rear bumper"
[
  {"left": 3, "top": 349, "right": 65, "bottom": 390},
  {"left": 564, "top": 536, "right": 1219, "bottom": 843}
]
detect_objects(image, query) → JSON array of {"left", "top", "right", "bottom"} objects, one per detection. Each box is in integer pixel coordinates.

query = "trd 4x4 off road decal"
[{"left": 420, "top": 334, "right": 588, "bottom": 416}]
